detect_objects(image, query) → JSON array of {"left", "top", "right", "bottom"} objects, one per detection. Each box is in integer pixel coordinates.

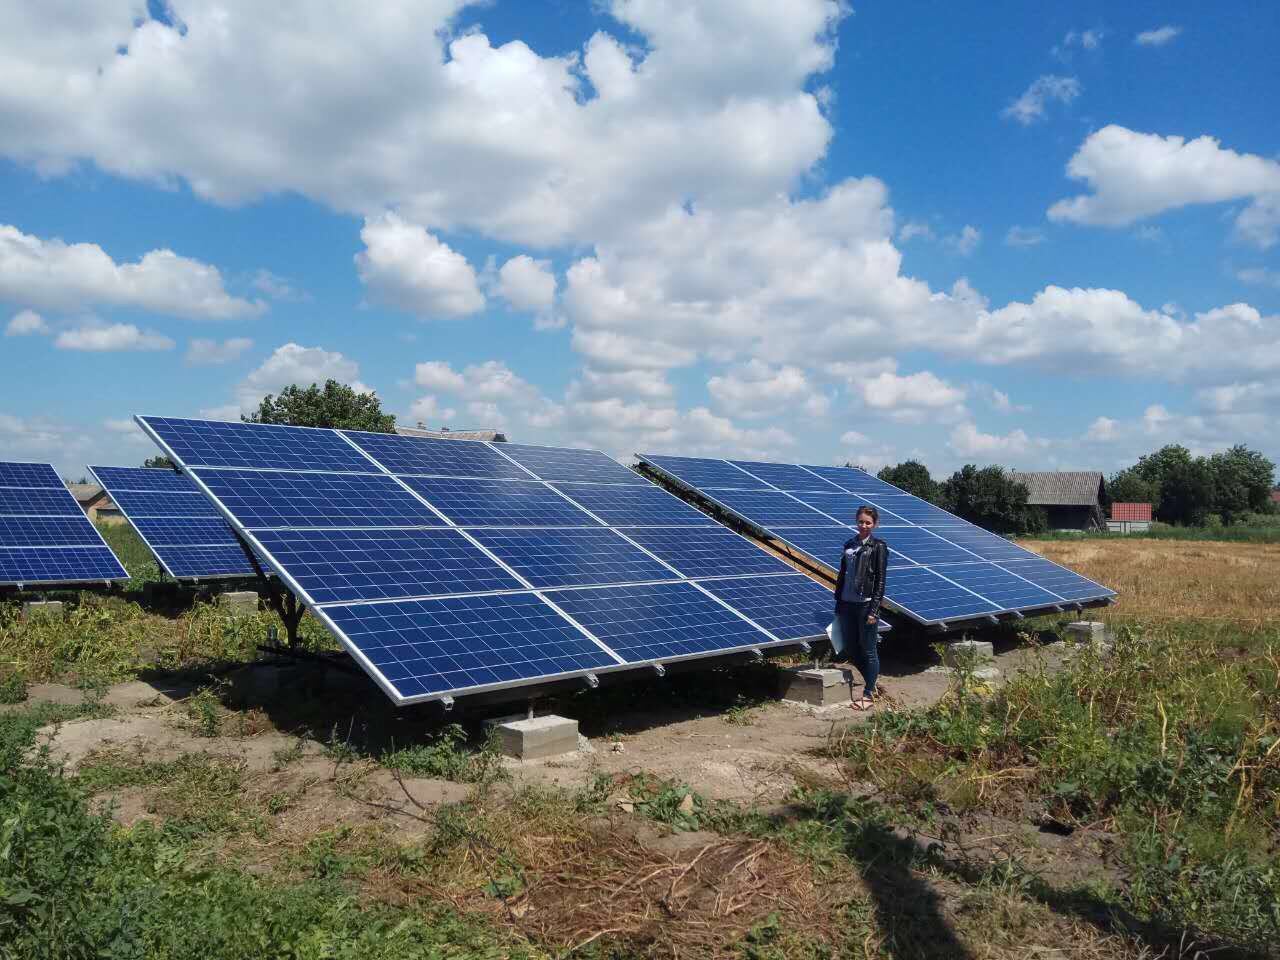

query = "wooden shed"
[{"left": 1007, "top": 471, "right": 1106, "bottom": 531}]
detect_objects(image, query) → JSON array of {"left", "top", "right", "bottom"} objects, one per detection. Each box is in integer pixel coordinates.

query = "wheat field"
[{"left": 1020, "top": 538, "right": 1280, "bottom": 628}]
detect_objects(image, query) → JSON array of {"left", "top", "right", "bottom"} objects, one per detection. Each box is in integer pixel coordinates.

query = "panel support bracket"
[
  {"left": 234, "top": 531, "right": 302, "bottom": 646},
  {"left": 651, "top": 663, "right": 666, "bottom": 677},
  {"left": 583, "top": 673, "right": 600, "bottom": 689}
]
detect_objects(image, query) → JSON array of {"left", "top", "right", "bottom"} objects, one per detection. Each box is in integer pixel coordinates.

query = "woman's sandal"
[{"left": 851, "top": 696, "right": 875, "bottom": 711}]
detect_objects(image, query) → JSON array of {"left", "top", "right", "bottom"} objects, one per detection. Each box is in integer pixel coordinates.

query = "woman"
[{"left": 832, "top": 505, "right": 888, "bottom": 711}]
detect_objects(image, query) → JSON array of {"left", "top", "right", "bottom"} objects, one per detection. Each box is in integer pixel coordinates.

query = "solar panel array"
[
  {"left": 136, "top": 418, "right": 837, "bottom": 705},
  {"left": 638, "top": 455, "right": 1115, "bottom": 627},
  {"left": 88, "top": 466, "right": 260, "bottom": 580},
  {"left": 0, "top": 461, "right": 129, "bottom": 586}
]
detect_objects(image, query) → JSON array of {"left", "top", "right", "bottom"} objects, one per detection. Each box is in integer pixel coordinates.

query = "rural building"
[
  {"left": 1271, "top": 490, "right": 1280, "bottom": 506},
  {"left": 67, "top": 482, "right": 124, "bottom": 524},
  {"left": 396, "top": 426, "right": 507, "bottom": 442},
  {"left": 1108, "top": 501, "right": 1153, "bottom": 534},
  {"left": 1008, "top": 471, "right": 1106, "bottom": 531}
]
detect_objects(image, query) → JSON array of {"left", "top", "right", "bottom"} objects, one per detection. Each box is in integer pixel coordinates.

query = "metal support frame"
[{"left": 234, "top": 531, "right": 304, "bottom": 647}]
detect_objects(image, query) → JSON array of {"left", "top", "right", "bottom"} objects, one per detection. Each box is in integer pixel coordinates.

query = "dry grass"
[{"left": 1021, "top": 538, "right": 1280, "bottom": 629}]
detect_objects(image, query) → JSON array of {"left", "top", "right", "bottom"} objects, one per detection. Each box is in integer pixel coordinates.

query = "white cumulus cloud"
[
  {"left": 1002, "top": 75, "right": 1081, "bottom": 125},
  {"left": 496, "top": 255, "right": 557, "bottom": 319},
  {"left": 355, "top": 213, "right": 486, "bottom": 318},
  {"left": 54, "top": 323, "right": 175, "bottom": 352},
  {"left": 1048, "top": 126, "right": 1280, "bottom": 247},
  {"left": 1136, "top": 25, "right": 1181, "bottom": 46},
  {"left": 0, "top": 224, "right": 263, "bottom": 319},
  {"left": 186, "top": 337, "right": 253, "bottom": 365},
  {"left": 707, "top": 360, "right": 830, "bottom": 419},
  {"left": 5, "top": 309, "right": 47, "bottom": 336}
]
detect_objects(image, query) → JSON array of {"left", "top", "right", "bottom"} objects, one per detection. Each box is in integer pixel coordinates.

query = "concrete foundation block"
[
  {"left": 486, "top": 714, "right": 579, "bottom": 760},
  {"left": 943, "top": 639, "right": 994, "bottom": 669},
  {"left": 779, "top": 667, "right": 852, "bottom": 708},
  {"left": 1066, "top": 620, "right": 1110, "bottom": 652},
  {"left": 219, "top": 591, "right": 259, "bottom": 617},
  {"left": 22, "top": 600, "right": 64, "bottom": 621}
]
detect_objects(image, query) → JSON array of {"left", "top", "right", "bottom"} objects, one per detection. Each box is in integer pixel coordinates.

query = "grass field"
[{"left": 1, "top": 537, "right": 1277, "bottom": 958}]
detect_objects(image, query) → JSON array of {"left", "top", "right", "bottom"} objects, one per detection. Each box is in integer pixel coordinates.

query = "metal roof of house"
[
  {"left": 394, "top": 427, "right": 508, "bottom": 442},
  {"left": 1007, "top": 471, "right": 1105, "bottom": 506}
]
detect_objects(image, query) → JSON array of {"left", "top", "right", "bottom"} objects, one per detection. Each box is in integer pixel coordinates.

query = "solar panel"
[
  {"left": 789, "top": 491, "right": 911, "bottom": 525},
  {"left": 197, "top": 469, "right": 443, "bottom": 528},
  {"left": 550, "top": 482, "right": 715, "bottom": 526},
  {"left": 997, "top": 558, "right": 1116, "bottom": 603},
  {"left": 728, "top": 460, "right": 843, "bottom": 492},
  {"left": 468, "top": 528, "right": 674, "bottom": 588},
  {"left": 799, "top": 465, "right": 904, "bottom": 496},
  {"left": 89, "top": 466, "right": 258, "bottom": 581},
  {"left": 0, "top": 461, "right": 129, "bottom": 586},
  {"left": 698, "top": 489, "right": 842, "bottom": 527},
  {"left": 545, "top": 582, "right": 771, "bottom": 663},
  {"left": 620, "top": 526, "right": 794, "bottom": 579},
  {"left": 697, "top": 574, "right": 835, "bottom": 641},
  {"left": 142, "top": 416, "right": 375, "bottom": 472},
  {"left": 136, "top": 417, "right": 811, "bottom": 705},
  {"left": 638, "top": 452, "right": 1115, "bottom": 626},
  {"left": 251, "top": 528, "right": 523, "bottom": 604},
  {"left": 321, "top": 593, "right": 620, "bottom": 700},
  {"left": 402, "top": 476, "right": 599, "bottom": 527},
  {"left": 498, "top": 443, "right": 649, "bottom": 485},
  {"left": 640, "top": 454, "right": 771, "bottom": 490},
  {"left": 342, "top": 431, "right": 531, "bottom": 480}
]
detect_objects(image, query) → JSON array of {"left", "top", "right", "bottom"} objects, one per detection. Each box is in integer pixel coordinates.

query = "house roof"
[
  {"left": 1007, "top": 471, "right": 1105, "bottom": 506},
  {"left": 395, "top": 426, "right": 507, "bottom": 442},
  {"left": 1111, "top": 502, "right": 1153, "bottom": 522},
  {"left": 66, "top": 483, "right": 115, "bottom": 508}
]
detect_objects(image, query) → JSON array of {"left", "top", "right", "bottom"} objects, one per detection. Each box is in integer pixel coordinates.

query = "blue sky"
[{"left": 1, "top": 1, "right": 1277, "bottom": 480}]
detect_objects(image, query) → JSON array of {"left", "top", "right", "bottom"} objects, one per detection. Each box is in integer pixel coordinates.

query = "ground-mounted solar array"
[
  {"left": 0, "top": 461, "right": 129, "bottom": 586},
  {"left": 89, "top": 466, "right": 263, "bottom": 580},
  {"left": 638, "top": 454, "right": 1115, "bottom": 627},
  {"left": 136, "top": 417, "right": 838, "bottom": 705}
]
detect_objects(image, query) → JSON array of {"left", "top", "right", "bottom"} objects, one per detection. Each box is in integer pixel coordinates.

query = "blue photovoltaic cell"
[
  {"left": 140, "top": 416, "right": 375, "bottom": 472},
  {"left": 89, "top": 466, "right": 195, "bottom": 492},
  {"left": 195, "top": 469, "right": 442, "bottom": 529},
  {"left": 498, "top": 443, "right": 648, "bottom": 485},
  {"left": 950, "top": 563, "right": 1064, "bottom": 611},
  {"left": 469, "top": 528, "right": 674, "bottom": 588},
  {"left": 789, "top": 492, "right": 911, "bottom": 525},
  {"left": 403, "top": 476, "right": 599, "bottom": 527},
  {"left": 620, "top": 526, "right": 793, "bottom": 579},
  {"left": 703, "top": 489, "right": 841, "bottom": 527},
  {"left": 0, "top": 517, "right": 105, "bottom": 548},
  {"left": 323, "top": 592, "right": 616, "bottom": 700},
  {"left": 640, "top": 455, "right": 771, "bottom": 490},
  {"left": 887, "top": 566, "right": 1000, "bottom": 622},
  {"left": 770, "top": 527, "right": 874, "bottom": 569},
  {"left": 997, "top": 558, "right": 1117, "bottom": 602},
  {"left": 878, "top": 527, "right": 983, "bottom": 566},
  {"left": 547, "top": 581, "right": 769, "bottom": 663},
  {"left": 921, "top": 525, "right": 1038, "bottom": 562},
  {"left": 0, "top": 462, "right": 63, "bottom": 488},
  {"left": 697, "top": 574, "right": 834, "bottom": 641},
  {"left": 864, "top": 494, "right": 967, "bottom": 525},
  {"left": 729, "top": 460, "right": 843, "bottom": 492},
  {"left": 162, "top": 546, "right": 264, "bottom": 580},
  {"left": 551, "top": 482, "right": 715, "bottom": 526},
  {"left": 343, "top": 431, "right": 531, "bottom": 480},
  {"left": 0, "top": 547, "right": 127, "bottom": 584},
  {"left": 799, "top": 465, "right": 904, "bottom": 497},
  {"left": 252, "top": 528, "right": 522, "bottom": 604},
  {"left": 106, "top": 488, "right": 222, "bottom": 518},
  {"left": 0, "top": 487, "right": 83, "bottom": 517},
  {"left": 130, "top": 517, "right": 245, "bottom": 547}
]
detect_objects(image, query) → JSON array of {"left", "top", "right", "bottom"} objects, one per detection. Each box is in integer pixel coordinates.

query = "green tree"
[
  {"left": 877, "top": 460, "right": 940, "bottom": 503},
  {"left": 939, "top": 464, "right": 1047, "bottom": 535},
  {"left": 243, "top": 380, "right": 396, "bottom": 432},
  {"left": 1106, "top": 466, "right": 1160, "bottom": 511},
  {"left": 1207, "top": 444, "right": 1276, "bottom": 524},
  {"left": 142, "top": 455, "right": 175, "bottom": 469},
  {"left": 1132, "top": 444, "right": 1215, "bottom": 525}
]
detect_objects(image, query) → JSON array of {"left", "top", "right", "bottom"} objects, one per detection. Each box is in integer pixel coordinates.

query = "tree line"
[{"left": 873, "top": 443, "right": 1277, "bottom": 533}]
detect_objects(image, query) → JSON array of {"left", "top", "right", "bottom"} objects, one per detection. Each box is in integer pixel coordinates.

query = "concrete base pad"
[
  {"left": 1066, "top": 621, "right": 1109, "bottom": 651},
  {"left": 22, "top": 600, "right": 64, "bottom": 621},
  {"left": 943, "top": 639, "right": 994, "bottom": 669},
  {"left": 778, "top": 667, "right": 854, "bottom": 708},
  {"left": 486, "top": 713, "right": 579, "bottom": 760},
  {"left": 218, "top": 591, "right": 259, "bottom": 617}
]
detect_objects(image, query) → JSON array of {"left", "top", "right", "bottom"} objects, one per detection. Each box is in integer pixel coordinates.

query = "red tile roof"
[{"left": 1110, "top": 502, "right": 1152, "bottom": 522}]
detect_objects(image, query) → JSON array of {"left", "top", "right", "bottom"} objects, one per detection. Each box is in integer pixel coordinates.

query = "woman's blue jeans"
[{"left": 834, "top": 602, "right": 879, "bottom": 699}]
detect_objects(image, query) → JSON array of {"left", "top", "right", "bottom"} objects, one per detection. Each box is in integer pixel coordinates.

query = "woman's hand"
[{"left": 866, "top": 615, "right": 877, "bottom": 625}]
